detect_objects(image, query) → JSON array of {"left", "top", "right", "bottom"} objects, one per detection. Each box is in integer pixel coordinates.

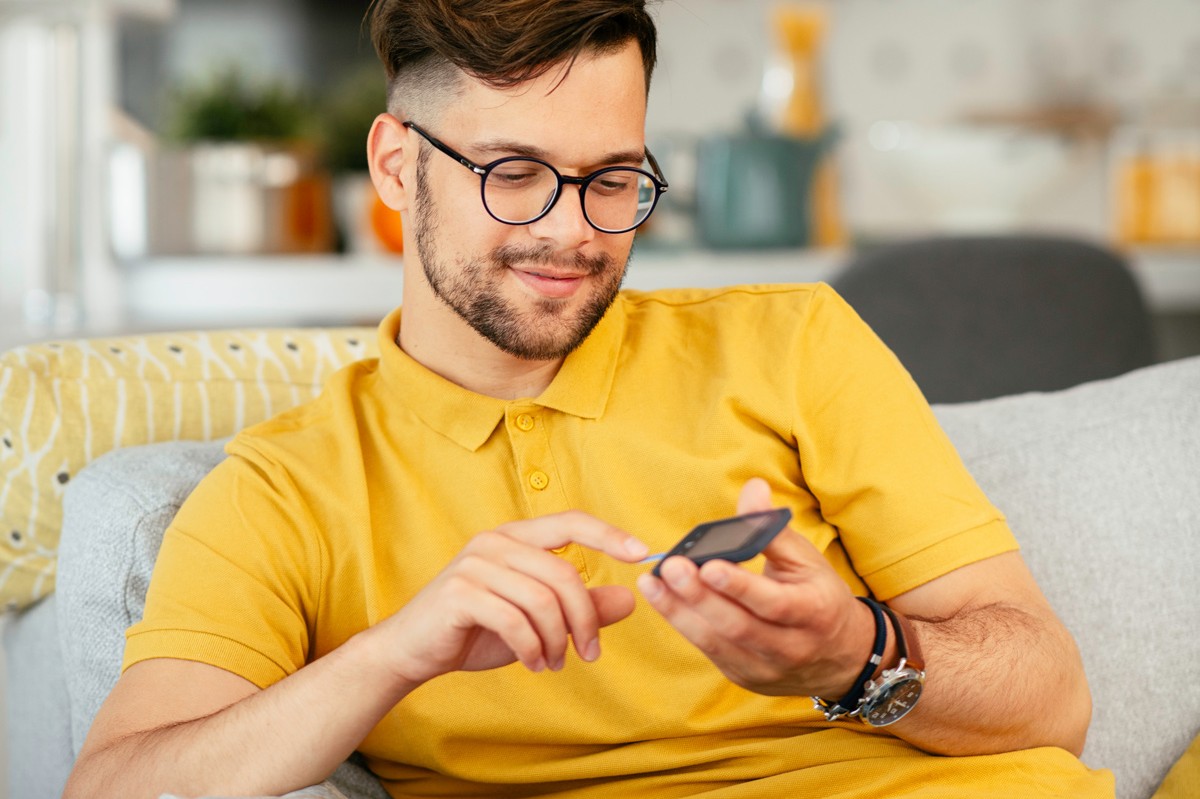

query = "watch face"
[{"left": 862, "top": 671, "right": 924, "bottom": 727}]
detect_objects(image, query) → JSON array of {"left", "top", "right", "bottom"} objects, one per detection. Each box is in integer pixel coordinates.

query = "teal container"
[{"left": 696, "top": 125, "right": 835, "bottom": 249}]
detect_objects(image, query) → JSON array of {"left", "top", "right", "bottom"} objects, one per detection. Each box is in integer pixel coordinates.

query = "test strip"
[{"left": 638, "top": 553, "right": 666, "bottom": 564}]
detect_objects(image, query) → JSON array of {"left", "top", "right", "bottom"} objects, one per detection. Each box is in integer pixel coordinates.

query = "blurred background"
[
  {"left": 1, "top": 0, "right": 1199, "bottom": 354},
  {"left": 2, "top": 2, "right": 1200, "bottom": 790}
]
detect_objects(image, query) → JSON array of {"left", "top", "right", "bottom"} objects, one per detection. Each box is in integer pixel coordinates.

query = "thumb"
[
  {"left": 736, "top": 477, "right": 775, "bottom": 515},
  {"left": 589, "top": 585, "right": 636, "bottom": 627}
]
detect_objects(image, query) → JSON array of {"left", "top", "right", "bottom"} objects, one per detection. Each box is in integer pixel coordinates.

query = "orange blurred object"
[
  {"left": 773, "top": 6, "right": 825, "bottom": 136},
  {"left": 1115, "top": 139, "right": 1200, "bottom": 246},
  {"left": 370, "top": 191, "right": 405, "bottom": 254},
  {"left": 284, "top": 172, "right": 335, "bottom": 252},
  {"left": 770, "top": 4, "right": 845, "bottom": 247}
]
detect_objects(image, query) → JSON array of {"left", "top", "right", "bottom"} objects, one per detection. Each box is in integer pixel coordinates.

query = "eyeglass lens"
[{"left": 484, "top": 161, "right": 657, "bottom": 232}]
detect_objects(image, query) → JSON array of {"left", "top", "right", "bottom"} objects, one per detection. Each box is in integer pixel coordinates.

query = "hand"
[
  {"left": 365, "top": 511, "right": 649, "bottom": 689},
  {"left": 636, "top": 478, "right": 876, "bottom": 699}
]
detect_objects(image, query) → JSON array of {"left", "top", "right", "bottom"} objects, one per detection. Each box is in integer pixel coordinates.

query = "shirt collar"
[
  {"left": 535, "top": 298, "right": 625, "bottom": 421},
  {"left": 376, "top": 298, "right": 627, "bottom": 451}
]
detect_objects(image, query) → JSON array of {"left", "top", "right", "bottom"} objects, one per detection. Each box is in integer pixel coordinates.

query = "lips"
[
  {"left": 522, "top": 269, "right": 586, "bottom": 281},
  {"left": 493, "top": 244, "right": 611, "bottom": 279},
  {"left": 511, "top": 267, "right": 587, "bottom": 299}
]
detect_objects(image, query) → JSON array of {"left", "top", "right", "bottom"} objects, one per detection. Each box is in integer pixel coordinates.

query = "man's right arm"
[
  {"left": 63, "top": 635, "right": 417, "bottom": 799},
  {"left": 64, "top": 510, "right": 649, "bottom": 799}
]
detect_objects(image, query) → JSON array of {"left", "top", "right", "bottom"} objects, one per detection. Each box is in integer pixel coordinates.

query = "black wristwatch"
[{"left": 858, "top": 604, "right": 926, "bottom": 727}]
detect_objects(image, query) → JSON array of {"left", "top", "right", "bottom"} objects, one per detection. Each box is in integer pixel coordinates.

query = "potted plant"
[{"left": 147, "top": 66, "right": 335, "bottom": 255}]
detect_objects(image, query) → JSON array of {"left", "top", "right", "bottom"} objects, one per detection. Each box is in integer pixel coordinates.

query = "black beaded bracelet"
[{"left": 811, "top": 596, "right": 887, "bottom": 721}]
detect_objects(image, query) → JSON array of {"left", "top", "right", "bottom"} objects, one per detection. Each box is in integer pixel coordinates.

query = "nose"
[{"left": 525, "top": 183, "right": 596, "bottom": 251}]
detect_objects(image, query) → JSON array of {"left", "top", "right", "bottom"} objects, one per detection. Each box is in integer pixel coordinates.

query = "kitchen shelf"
[
  {"left": 1123, "top": 247, "right": 1200, "bottom": 314},
  {"left": 2, "top": 246, "right": 1197, "bottom": 353},
  {"left": 121, "top": 246, "right": 1200, "bottom": 329}
]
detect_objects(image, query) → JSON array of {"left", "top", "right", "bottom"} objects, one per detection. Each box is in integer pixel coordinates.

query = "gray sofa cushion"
[
  {"left": 3, "top": 593, "right": 73, "bottom": 799},
  {"left": 57, "top": 440, "right": 228, "bottom": 754},
  {"left": 933, "top": 355, "right": 1200, "bottom": 799},
  {"left": 51, "top": 356, "right": 1200, "bottom": 799}
]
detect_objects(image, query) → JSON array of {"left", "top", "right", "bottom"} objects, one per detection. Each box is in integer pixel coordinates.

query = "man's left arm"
[
  {"left": 638, "top": 479, "right": 1092, "bottom": 758},
  {"left": 883, "top": 550, "right": 1090, "bottom": 756}
]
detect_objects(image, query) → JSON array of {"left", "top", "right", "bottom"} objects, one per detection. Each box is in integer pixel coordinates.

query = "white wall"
[
  {"left": 0, "top": 21, "right": 58, "bottom": 329},
  {"left": 647, "top": 0, "right": 1200, "bottom": 237},
  {"left": 649, "top": 0, "right": 1200, "bottom": 136}
]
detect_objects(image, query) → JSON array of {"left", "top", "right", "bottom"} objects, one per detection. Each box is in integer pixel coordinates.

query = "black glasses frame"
[{"left": 403, "top": 120, "right": 668, "bottom": 234}]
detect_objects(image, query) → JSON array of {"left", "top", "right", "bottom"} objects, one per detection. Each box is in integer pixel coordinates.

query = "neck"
[{"left": 397, "top": 286, "right": 564, "bottom": 401}]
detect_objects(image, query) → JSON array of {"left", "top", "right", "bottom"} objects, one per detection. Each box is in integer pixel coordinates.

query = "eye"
[
  {"left": 487, "top": 162, "right": 546, "bottom": 188},
  {"left": 592, "top": 171, "right": 637, "bottom": 195}
]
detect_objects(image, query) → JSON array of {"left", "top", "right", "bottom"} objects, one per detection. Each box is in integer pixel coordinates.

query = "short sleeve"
[
  {"left": 791, "top": 284, "right": 1018, "bottom": 599},
  {"left": 122, "top": 444, "right": 323, "bottom": 688}
]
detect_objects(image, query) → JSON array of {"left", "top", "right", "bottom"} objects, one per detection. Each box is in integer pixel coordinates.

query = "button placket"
[
  {"left": 507, "top": 407, "right": 559, "bottom": 512},
  {"left": 504, "top": 404, "right": 587, "bottom": 577}
]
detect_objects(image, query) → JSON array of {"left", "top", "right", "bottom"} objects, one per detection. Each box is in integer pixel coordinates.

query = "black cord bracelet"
[
  {"left": 878, "top": 602, "right": 909, "bottom": 662},
  {"left": 811, "top": 596, "right": 887, "bottom": 721}
]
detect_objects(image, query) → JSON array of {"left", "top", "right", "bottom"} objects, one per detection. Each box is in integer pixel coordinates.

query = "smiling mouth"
[
  {"left": 511, "top": 267, "right": 591, "bottom": 299},
  {"left": 525, "top": 270, "right": 584, "bottom": 280}
]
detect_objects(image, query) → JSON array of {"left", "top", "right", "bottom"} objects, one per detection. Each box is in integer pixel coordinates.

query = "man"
[{"left": 65, "top": 1, "right": 1113, "bottom": 797}]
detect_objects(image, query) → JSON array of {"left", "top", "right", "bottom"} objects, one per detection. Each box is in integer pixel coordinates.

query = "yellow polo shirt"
[{"left": 125, "top": 283, "right": 1113, "bottom": 797}]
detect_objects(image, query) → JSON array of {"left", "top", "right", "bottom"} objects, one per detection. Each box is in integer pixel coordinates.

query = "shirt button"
[
  {"left": 529, "top": 470, "right": 550, "bottom": 491},
  {"left": 515, "top": 414, "right": 535, "bottom": 432}
]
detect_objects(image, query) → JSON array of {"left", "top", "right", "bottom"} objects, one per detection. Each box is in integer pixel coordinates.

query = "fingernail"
[
  {"left": 583, "top": 638, "right": 600, "bottom": 662},
  {"left": 662, "top": 560, "right": 689, "bottom": 588},
  {"left": 703, "top": 564, "right": 728, "bottom": 588},
  {"left": 624, "top": 538, "right": 650, "bottom": 558},
  {"left": 551, "top": 656, "right": 565, "bottom": 672},
  {"left": 637, "top": 573, "right": 662, "bottom": 599},
  {"left": 530, "top": 657, "right": 546, "bottom": 673}
]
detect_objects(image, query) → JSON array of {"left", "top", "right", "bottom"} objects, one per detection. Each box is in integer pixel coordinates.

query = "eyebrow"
[{"left": 471, "top": 138, "right": 647, "bottom": 168}]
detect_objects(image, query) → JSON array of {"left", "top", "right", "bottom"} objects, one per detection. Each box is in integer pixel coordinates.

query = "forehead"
[{"left": 439, "top": 40, "right": 648, "bottom": 168}]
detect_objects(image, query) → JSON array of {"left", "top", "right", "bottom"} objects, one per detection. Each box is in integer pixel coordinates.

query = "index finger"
[{"left": 495, "top": 510, "right": 650, "bottom": 562}]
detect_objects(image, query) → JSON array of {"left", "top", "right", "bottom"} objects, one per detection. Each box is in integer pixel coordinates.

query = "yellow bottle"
[{"left": 770, "top": 4, "right": 845, "bottom": 247}]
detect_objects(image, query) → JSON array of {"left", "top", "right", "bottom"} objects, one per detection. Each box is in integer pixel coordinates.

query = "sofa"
[{"left": 2, "top": 324, "right": 1199, "bottom": 799}]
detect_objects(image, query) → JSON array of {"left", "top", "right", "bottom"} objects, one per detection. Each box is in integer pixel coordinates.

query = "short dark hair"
[{"left": 368, "top": 0, "right": 658, "bottom": 119}]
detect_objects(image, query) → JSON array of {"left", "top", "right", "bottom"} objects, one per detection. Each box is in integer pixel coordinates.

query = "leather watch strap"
[{"left": 881, "top": 604, "right": 924, "bottom": 671}]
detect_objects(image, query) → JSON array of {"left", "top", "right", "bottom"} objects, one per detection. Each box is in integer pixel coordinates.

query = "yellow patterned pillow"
[{"left": 0, "top": 326, "right": 377, "bottom": 611}]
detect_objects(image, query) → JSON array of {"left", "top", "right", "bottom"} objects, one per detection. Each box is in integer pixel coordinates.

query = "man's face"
[{"left": 405, "top": 41, "right": 649, "bottom": 361}]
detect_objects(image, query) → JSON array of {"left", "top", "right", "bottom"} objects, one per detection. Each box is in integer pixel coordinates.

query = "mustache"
[{"left": 491, "top": 244, "right": 614, "bottom": 276}]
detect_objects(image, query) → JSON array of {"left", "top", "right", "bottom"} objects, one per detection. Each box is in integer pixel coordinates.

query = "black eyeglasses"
[{"left": 404, "top": 121, "right": 668, "bottom": 234}]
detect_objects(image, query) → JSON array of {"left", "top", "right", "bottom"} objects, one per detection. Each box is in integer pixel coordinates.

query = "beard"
[{"left": 412, "top": 149, "right": 628, "bottom": 361}]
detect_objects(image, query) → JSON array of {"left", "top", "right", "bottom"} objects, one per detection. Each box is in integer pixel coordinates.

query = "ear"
[{"left": 368, "top": 113, "right": 412, "bottom": 213}]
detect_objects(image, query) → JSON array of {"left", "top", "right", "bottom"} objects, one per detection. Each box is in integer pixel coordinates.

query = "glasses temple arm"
[
  {"left": 403, "top": 121, "right": 487, "bottom": 176},
  {"left": 644, "top": 148, "right": 669, "bottom": 190}
]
